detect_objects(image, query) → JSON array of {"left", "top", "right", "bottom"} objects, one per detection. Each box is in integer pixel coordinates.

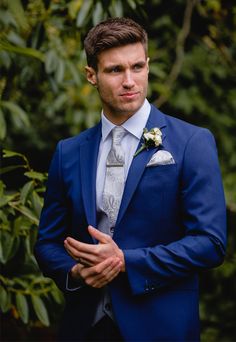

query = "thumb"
[{"left": 88, "top": 225, "right": 110, "bottom": 243}]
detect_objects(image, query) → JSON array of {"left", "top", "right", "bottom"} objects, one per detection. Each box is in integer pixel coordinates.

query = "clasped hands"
[{"left": 64, "top": 225, "right": 125, "bottom": 289}]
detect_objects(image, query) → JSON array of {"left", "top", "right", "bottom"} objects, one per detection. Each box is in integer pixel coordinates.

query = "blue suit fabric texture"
[{"left": 35, "top": 105, "right": 227, "bottom": 342}]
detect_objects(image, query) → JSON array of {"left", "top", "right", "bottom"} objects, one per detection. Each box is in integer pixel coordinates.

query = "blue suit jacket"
[{"left": 35, "top": 105, "right": 226, "bottom": 341}]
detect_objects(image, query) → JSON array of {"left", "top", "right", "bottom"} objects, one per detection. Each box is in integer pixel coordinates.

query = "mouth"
[{"left": 120, "top": 91, "right": 139, "bottom": 99}]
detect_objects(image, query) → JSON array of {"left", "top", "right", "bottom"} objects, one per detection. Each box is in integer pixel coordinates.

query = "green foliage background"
[{"left": 0, "top": 0, "right": 235, "bottom": 341}]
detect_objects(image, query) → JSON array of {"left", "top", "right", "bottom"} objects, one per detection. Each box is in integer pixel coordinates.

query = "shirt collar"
[{"left": 101, "top": 99, "right": 151, "bottom": 142}]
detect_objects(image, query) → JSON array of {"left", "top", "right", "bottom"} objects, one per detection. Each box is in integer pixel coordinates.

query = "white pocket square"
[{"left": 146, "top": 150, "right": 175, "bottom": 167}]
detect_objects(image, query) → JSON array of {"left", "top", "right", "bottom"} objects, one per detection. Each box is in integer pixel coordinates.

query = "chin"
[{"left": 121, "top": 102, "right": 142, "bottom": 114}]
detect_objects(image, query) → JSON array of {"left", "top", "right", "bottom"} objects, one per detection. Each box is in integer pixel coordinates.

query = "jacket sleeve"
[
  {"left": 34, "top": 141, "right": 79, "bottom": 293},
  {"left": 123, "top": 128, "right": 227, "bottom": 295}
]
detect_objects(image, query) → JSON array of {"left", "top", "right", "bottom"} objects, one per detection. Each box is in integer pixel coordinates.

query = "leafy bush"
[{"left": 0, "top": 150, "right": 64, "bottom": 327}]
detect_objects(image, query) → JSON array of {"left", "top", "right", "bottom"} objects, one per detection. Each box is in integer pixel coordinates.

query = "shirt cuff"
[{"left": 66, "top": 271, "right": 85, "bottom": 291}]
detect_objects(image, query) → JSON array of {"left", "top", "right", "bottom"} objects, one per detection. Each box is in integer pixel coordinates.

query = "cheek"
[
  {"left": 133, "top": 74, "right": 148, "bottom": 92},
  {"left": 98, "top": 81, "right": 118, "bottom": 98}
]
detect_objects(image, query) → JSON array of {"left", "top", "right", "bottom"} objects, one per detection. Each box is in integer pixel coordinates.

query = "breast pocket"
[
  {"left": 143, "top": 163, "right": 178, "bottom": 186},
  {"left": 135, "top": 164, "right": 180, "bottom": 220}
]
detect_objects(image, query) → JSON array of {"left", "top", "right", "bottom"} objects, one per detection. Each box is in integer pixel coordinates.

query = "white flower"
[
  {"left": 134, "top": 127, "right": 162, "bottom": 157},
  {"left": 143, "top": 132, "right": 153, "bottom": 140}
]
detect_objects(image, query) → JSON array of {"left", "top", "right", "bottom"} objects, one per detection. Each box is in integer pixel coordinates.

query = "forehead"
[{"left": 97, "top": 43, "right": 146, "bottom": 69}]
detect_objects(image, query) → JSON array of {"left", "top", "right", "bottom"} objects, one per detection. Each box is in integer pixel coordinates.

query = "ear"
[
  {"left": 147, "top": 57, "right": 150, "bottom": 74},
  {"left": 85, "top": 66, "right": 97, "bottom": 86}
]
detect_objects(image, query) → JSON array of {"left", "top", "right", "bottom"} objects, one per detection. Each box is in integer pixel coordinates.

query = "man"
[{"left": 35, "top": 17, "right": 226, "bottom": 341}]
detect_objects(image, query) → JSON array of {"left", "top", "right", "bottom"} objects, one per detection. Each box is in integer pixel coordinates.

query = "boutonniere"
[{"left": 134, "top": 127, "right": 162, "bottom": 157}]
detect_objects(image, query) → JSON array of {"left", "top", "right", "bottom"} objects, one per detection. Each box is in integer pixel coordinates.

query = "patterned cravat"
[{"left": 102, "top": 126, "right": 126, "bottom": 229}]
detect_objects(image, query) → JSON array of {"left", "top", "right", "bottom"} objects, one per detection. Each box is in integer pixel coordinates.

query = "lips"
[{"left": 120, "top": 91, "right": 139, "bottom": 98}]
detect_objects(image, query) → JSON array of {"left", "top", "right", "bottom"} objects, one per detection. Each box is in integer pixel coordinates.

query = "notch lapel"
[
  {"left": 116, "top": 106, "right": 167, "bottom": 227},
  {"left": 80, "top": 123, "right": 101, "bottom": 230}
]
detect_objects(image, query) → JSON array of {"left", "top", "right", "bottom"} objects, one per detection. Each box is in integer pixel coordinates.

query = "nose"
[{"left": 122, "top": 70, "right": 135, "bottom": 89}]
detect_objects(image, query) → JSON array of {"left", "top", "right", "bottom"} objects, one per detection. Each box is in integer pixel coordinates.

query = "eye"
[
  {"left": 133, "top": 63, "right": 144, "bottom": 71},
  {"left": 110, "top": 66, "right": 121, "bottom": 73}
]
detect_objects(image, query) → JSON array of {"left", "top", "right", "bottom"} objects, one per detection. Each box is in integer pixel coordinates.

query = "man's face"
[{"left": 86, "top": 43, "right": 149, "bottom": 124}]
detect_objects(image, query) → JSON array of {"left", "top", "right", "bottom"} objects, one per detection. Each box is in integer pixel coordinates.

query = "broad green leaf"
[
  {"left": 0, "top": 209, "right": 8, "bottom": 224},
  {"left": 55, "top": 58, "right": 65, "bottom": 84},
  {"left": 45, "top": 49, "right": 58, "bottom": 74},
  {"left": 5, "top": 235, "right": 19, "bottom": 261},
  {"left": 0, "top": 108, "right": 6, "bottom": 140},
  {"left": 1, "top": 101, "right": 30, "bottom": 129},
  {"left": 51, "top": 93, "right": 68, "bottom": 111},
  {"left": 3, "top": 149, "right": 25, "bottom": 159},
  {"left": 51, "top": 288, "right": 64, "bottom": 305},
  {"left": 0, "top": 195, "right": 12, "bottom": 208},
  {"left": 0, "top": 181, "right": 5, "bottom": 196},
  {"left": 14, "top": 215, "right": 32, "bottom": 234},
  {"left": 31, "top": 190, "right": 43, "bottom": 216},
  {"left": 29, "top": 227, "right": 38, "bottom": 254},
  {"left": 0, "top": 285, "right": 11, "bottom": 313},
  {"left": 0, "top": 231, "right": 15, "bottom": 264},
  {"left": 109, "top": 0, "right": 123, "bottom": 17},
  {"left": 16, "top": 293, "right": 29, "bottom": 324},
  {"left": 7, "top": 31, "right": 26, "bottom": 47},
  {"left": 25, "top": 235, "right": 32, "bottom": 256},
  {"left": 0, "top": 181, "right": 15, "bottom": 208},
  {"left": 127, "top": 0, "right": 137, "bottom": 9},
  {"left": 92, "top": 2, "right": 103, "bottom": 26},
  {"left": 13, "top": 277, "right": 29, "bottom": 288},
  {"left": 0, "top": 164, "right": 26, "bottom": 175},
  {"left": 24, "top": 171, "right": 45, "bottom": 182},
  {"left": 68, "top": 0, "right": 83, "bottom": 19},
  {"left": 8, "top": 0, "right": 30, "bottom": 32},
  {"left": 76, "top": 0, "right": 92, "bottom": 27},
  {"left": 20, "top": 180, "right": 34, "bottom": 205},
  {"left": 65, "top": 60, "right": 81, "bottom": 86},
  {"left": 0, "top": 38, "right": 44, "bottom": 61},
  {"left": 31, "top": 295, "right": 50, "bottom": 326},
  {"left": 13, "top": 205, "right": 39, "bottom": 225},
  {"left": 0, "top": 9, "right": 17, "bottom": 28}
]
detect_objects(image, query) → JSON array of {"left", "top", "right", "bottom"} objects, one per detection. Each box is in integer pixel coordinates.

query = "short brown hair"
[{"left": 84, "top": 17, "right": 148, "bottom": 70}]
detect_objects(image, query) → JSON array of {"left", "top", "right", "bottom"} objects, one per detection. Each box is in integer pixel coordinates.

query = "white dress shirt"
[{"left": 96, "top": 99, "right": 151, "bottom": 214}]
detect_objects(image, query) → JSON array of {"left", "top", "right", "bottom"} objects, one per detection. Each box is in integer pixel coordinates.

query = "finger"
[
  {"left": 80, "top": 257, "right": 113, "bottom": 278},
  {"left": 64, "top": 237, "right": 97, "bottom": 255},
  {"left": 65, "top": 239, "right": 110, "bottom": 266},
  {"left": 64, "top": 241, "right": 94, "bottom": 264},
  {"left": 64, "top": 241, "right": 81, "bottom": 260},
  {"left": 79, "top": 257, "right": 93, "bottom": 267},
  {"left": 84, "top": 261, "right": 121, "bottom": 287},
  {"left": 75, "top": 251, "right": 99, "bottom": 265},
  {"left": 81, "top": 256, "right": 119, "bottom": 278},
  {"left": 87, "top": 261, "right": 122, "bottom": 288},
  {"left": 88, "top": 225, "right": 111, "bottom": 244},
  {"left": 94, "top": 257, "right": 120, "bottom": 280},
  {"left": 71, "top": 263, "right": 85, "bottom": 281}
]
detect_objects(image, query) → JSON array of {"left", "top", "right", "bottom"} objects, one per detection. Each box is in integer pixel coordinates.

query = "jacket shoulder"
[
  {"left": 151, "top": 105, "right": 213, "bottom": 143},
  {"left": 58, "top": 122, "right": 101, "bottom": 152}
]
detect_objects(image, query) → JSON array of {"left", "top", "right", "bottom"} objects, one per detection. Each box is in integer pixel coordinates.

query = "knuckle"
[
  {"left": 104, "top": 236, "right": 111, "bottom": 243},
  {"left": 85, "top": 278, "right": 93, "bottom": 286},
  {"left": 94, "top": 265, "right": 101, "bottom": 274}
]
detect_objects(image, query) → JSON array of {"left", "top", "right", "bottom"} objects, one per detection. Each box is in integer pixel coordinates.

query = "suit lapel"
[
  {"left": 80, "top": 123, "right": 101, "bottom": 229},
  {"left": 116, "top": 105, "right": 167, "bottom": 226}
]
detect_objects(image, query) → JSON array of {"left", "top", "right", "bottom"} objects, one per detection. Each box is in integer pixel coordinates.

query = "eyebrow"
[{"left": 103, "top": 60, "right": 147, "bottom": 72}]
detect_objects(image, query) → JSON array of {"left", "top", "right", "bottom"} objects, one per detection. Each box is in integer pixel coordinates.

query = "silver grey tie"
[{"left": 103, "top": 126, "right": 126, "bottom": 229}]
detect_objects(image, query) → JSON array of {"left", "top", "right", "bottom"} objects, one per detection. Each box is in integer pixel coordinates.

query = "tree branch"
[{"left": 154, "top": 0, "right": 198, "bottom": 108}]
